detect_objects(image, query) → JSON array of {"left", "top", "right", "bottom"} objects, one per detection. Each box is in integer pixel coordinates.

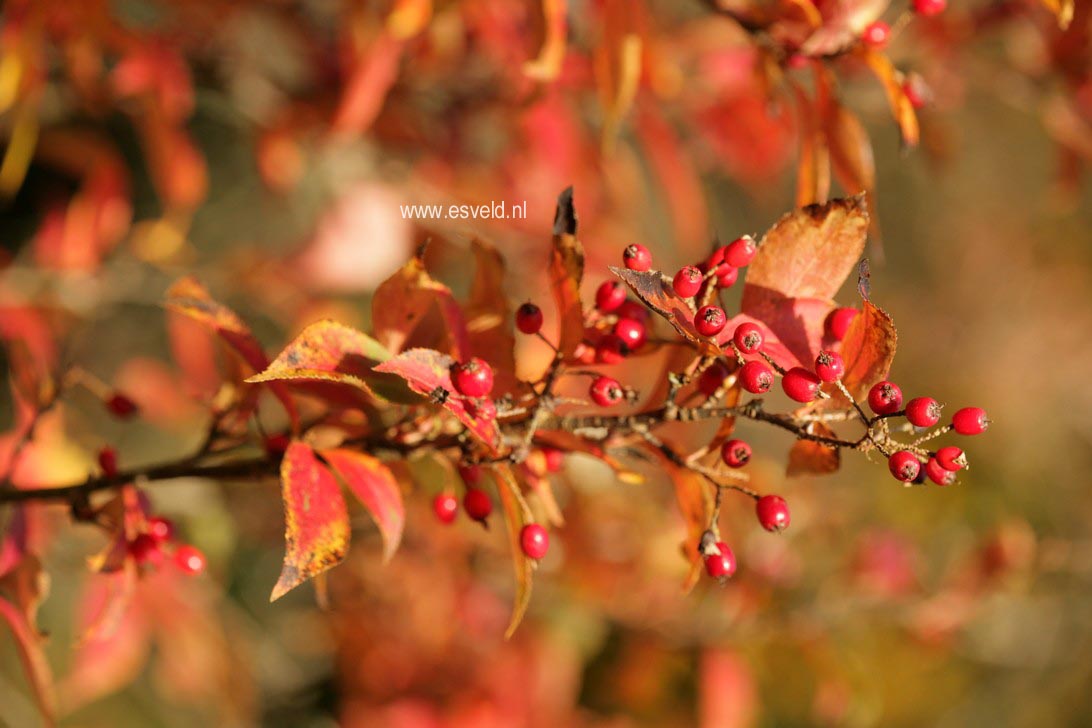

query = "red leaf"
[
  {"left": 372, "top": 349, "right": 501, "bottom": 453},
  {"left": 271, "top": 442, "right": 350, "bottom": 601},
  {"left": 548, "top": 187, "right": 586, "bottom": 358},
  {"left": 839, "top": 299, "right": 898, "bottom": 400},
  {"left": 466, "top": 239, "right": 518, "bottom": 396},
  {"left": 322, "top": 448, "right": 405, "bottom": 563},
  {"left": 371, "top": 251, "right": 469, "bottom": 361},
  {"left": 165, "top": 277, "right": 299, "bottom": 428},
  {"left": 492, "top": 465, "right": 534, "bottom": 639},
  {"left": 332, "top": 33, "right": 404, "bottom": 136},
  {"left": 786, "top": 422, "right": 841, "bottom": 475}
]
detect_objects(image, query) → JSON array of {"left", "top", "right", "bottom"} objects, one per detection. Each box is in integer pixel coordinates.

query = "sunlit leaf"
[
  {"left": 492, "top": 465, "right": 534, "bottom": 639},
  {"left": 838, "top": 299, "right": 897, "bottom": 400},
  {"left": 271, "top": 442, "right": 350, "bottom": 601},
  {"left": 665, "top": 460, "right": 710, "bottom": 594},
  {"left": 859, "top": 49, "right": 920, "bottom": 149},
  {"left": 466, "top": 239, "right": 517, "bottom": 396},
  {"left": 549, "top": 187, "right": 586, "bottom": 358},
  {"left": 1040, "top": 0, "right": 1074, "bottom": 28},
  {"left": 322, "top": 448, "right": 405, "bottom": 563},
  {"left": 371, "top": 250, "right": 469, "bottom": 361},
  {"left": 787, "top": 422, "right": 841, "bottom": 475}
]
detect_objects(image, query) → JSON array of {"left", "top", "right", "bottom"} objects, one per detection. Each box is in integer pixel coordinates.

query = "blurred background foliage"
[{"left": 1, "top": 0, "right": 1091, "bottom": 726}]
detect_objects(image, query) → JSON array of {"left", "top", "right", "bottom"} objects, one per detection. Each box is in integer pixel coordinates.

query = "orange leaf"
[
  {"left": 792, "top": 83, "right": 831, "bottom": 208},
  {"left": 492, "top": 465, "right": 534, "bottom": 639},
  {"left": 271, "top": 442, "right": 350, "bottom": 601},
  {"left": 1040, "top": 0, "right": 1074, "bottom": 28},
  {"left": 787, "top": 422, "right": 841, "bottom": 475},
  {"left": 322, "top": 448, "right": 404, "bottom": 563},
  {"left": 466, "top": 239, "right": 517, "bottom": 396},
  {"left": 549, "top": 187, "right": 586, "bottom": 358},
  {"left": 839, "top": 299, "right": 897, "bottom": 400},
  {"left": 523, "top": 0, "right": 568, "bottom": 81},
  {"left": 332, "top": 33, "right": 403, "bottom": 136},
  {"left": 664, "top": 460, "right": 711, "bottom": 593},
  {"left": 371, "top": 251, "right": 469, "bottom": 361},
  {"left": 816, "top": 72, "right": 876, "bottom": 196},
  {"left": 859, "top": 49, "right": 920, "bottom": 149}
]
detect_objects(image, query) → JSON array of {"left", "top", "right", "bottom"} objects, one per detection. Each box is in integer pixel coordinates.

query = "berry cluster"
[{"left": 128, "top": 514, "right": 207, "bottom": 576}]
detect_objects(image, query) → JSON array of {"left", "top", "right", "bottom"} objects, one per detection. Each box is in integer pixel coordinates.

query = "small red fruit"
[
  {"left": 595, "top": 281, "right": 627, "bottom": 312},
  {"left": 433, "top": 493, "right": 458, "bottom": 523},
  {"left": 814, "top": 350, "right": 845, "bottom": 383},
  {"left": 951, "top": 407, "right": 989, "bottom": 435},
  {"left": 695, "top": 305, "right": 727, "bottom": 337},
  {"left": 463, "top": 487, "right": 493, "bottom": 522},
  {"left": 147, "top": 516, "right": 175, "bottom": 543},
  {"left": 515, "top": 302, "right": 544, "bottom": 334},
  {"left": 451, "top": 357, "right": 494, "bottom": 398},
  {"left": 614, "top": 317, "right": 647, "bottom": 350},
  {"left": 782, "top": 367, "right": 822, "bottom": 403},
  {"left": 739, "top": 360, "right": 774, "bottom": 394},
  {"left": 716, "top": 266, "right": 739, "bottom": 288},
  {"left": 520, "top": 523, "right": 550, "bottom": 559},
  {"left": 935, "top": 446, "right": 967, "bottom": 471},
  {"left": 707, "top": 245, "right": 731, "bottom": 275},
  {"left": 721, "top": 439, "right": 752, "bottom": 468},
  {"left": 888, "top": 451, "right": 922, "bottom": 482},
  {"left": 698, "top": 360, "right": 732, "bottom": 397},
  {"left": 617, "top": 300, "right": 649, "bottom": 322},
  {"left": 924, "top": 457, "right": 956, "bottom": 486},
  {"left": 913, "top": 0, "right": 946, "bottom": 16},
  {"left": 589, "top": 376, "right": 625, "bottom": 407},
  {"left": 756, "top": 495, "right": 790, "bottom": 532},
  {"left": 905, "top": 397, "right": 943, "bottom": 428},
  {"left": 824, "top": 307, "right": 859, "bottom": 342},
  {"left": 542, "top": 447, "right": 564, "bottom": 473},
  {"left": 174, "top": 544, "right": 207, "bottom": 575},
  {"left": 704, "top": 541, "right": 737, "bottom": 579},
  {"left": 724, "top": 236, "right": 757, "bottom": 267},
  {"left": 129, "top": 534, "right": 161, "bottom": 564},
  {"left": 623, "top": 244, "right": 652, "bottom": 271},
  {"left": 868, "top": 381, "right": 903, "bottom": 415},
  {"left": 595, "top": 334, "right": 627, "bottom": 364},
  {"left": 106, "top": 393, "right": 138, "bottom": 419},
  {"left": 673, "top": 266, "right": 703, "bottom": 298},
  {"left": 732, "top": 322, "right": 764, "bottom": 354},
  {"left": 458, "top": 464, "right": 482, "bottom": 485},
  {"left": 862, "top": 20, "right": 890, "bottom": 48},
  {"left": 98, "top": 447, "right": 118, "bottom": 478}
]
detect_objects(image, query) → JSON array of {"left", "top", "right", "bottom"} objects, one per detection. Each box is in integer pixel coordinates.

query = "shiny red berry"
[
  {"left": 724, "top": 236, "right": 757, "bottom": 267},
  {"left": 98, "top": 447, "right": 118, "bottom": 478},
  {"left": 595, "top": 281, "right": 627, "bottom": 312},
  {"left": 782, "top": 367, "right": 822, "bottom": 403},
  {"left": 614, "top": 317, "right": 647, "bottom": 350},
  {"left": 704, "top": 541, "right": 737, "bottom": 579},
  {"left": 740, "top": 360, "right": 774, "bottom": 394},
  {"left": 695, "top": 305, "right": 727, "bottom": 337},
  {"left": 129, "top": 534, "right": 161, "bottom": 564},
  {"left": 862, "top": 20, "right": 890, "bottom": 48},
  {"left": 814, "top": 350, "right": 845, "bottom": 383},
  {"left": 888, "top": 451, "right": 921, "bottom": 482},
  {"left": 147, "top": 516, "right": 175, "bottom": 543},
  {"left": 707, "top": 245, "right": 731, "bottom": 275},
  {"left": 174, "top": 544, "right": 207, "bottom": 575},
  {"left": 913, "top": 0, "right": 945, "bottom": 16},
  {"left": 520, "top": 523, "right": 550, "bottom": 559},
  {"left": 673, "top": 266, "right": 703, "bottom": 298},
  {"left": 951, "top": 407, "right": 989, "bottom": 435},
  {"left": 451, "top": 357, "right": 494, "bottom": 398},
  {"left": 433, "top": 493, "right": 458, "bottom": 523},
  {"left": 458, "top": 464, "right": 482, "bottom": 485},
  {"left": 589, "top": 376, "right": 625, "bottom": 407},
  {"left": 716, "top": 266, "right": 739, "bottom": 288},
  {"left": 698, "top": 360, "right": 732, "bottom": 396},
  {"left": 595, "top": 334, "right": 627, "bottom": 364},
  {"left": 905, "top": 397, "right": 943, "bottom": 428},
  {"left": 935, "top": 446, "right": 966, "bottom": 471},
  {"left": 868, "top": 381, "right": 903, "bottom": 415},
  {"left": 617, "top": 300, "right": 649, "bottom": 322},
  {"left": 756, "top": 495, "right": 790, "bottom": 532},
  {"left": 924, "top": 457, "right": 956, "bottom": 486},
  {"left": 264, "top": 434, "right": 290, "bottom": 457},
  {"left": 825, "top": 307, "right": 859, "bottom": 342},
  {"left": 623, "top": 244, "right": 652, "bottom": 271},
  {"left": 732, "top": 322, "right": 763, "bottom": 354},
  {"left": 463, "top": 487, "right": 493, "bottom": 522},
  {"left": 720, "top": 439, "right": 752, "bottom": 468},
  {"left": 515, "top": 302, "right": 544, "bottom": 334},
  {"left": 106, "top": 393, "right": 138, "bottom": 419},
  {"left": 542, "top": 447, "right": 564, "bottom": 473}
]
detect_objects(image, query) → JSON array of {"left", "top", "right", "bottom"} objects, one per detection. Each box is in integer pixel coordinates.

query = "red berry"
[
  {"left": 129, "top": 534, "right": 161, "bottom": 564},
  {"left": 520, "top": 523, "right": 550, "bottom": 559},
  {"left": 720, "top": 439, "right": 752, "bottom": 468},
  {"left": 698, "top": 360, "right": 732, "bottom": 397},
  {"left": 724, "top": 236, "right": 757, "bottom": 268},
  {"left": 704, "top": 541, "right": 737, "bottom": 579},
  {"left": 673, "top": 266, "right": 703, "bottom": 298},
  {"left": 174, "top": 544, "right": 207, "bottom": 575},
  {"left": 468, "top": 397, "right": 496, "bottom": 422},
  {"left": 888, "top": 451, "right": 922, "bottom": 482},
  {"left": 264, "top": 434, "right": 290, "bottom": 457},
  {"left": 98, "top": 447, "right": 118, "bottom": 478},
  {"left": 716, "top": 266, "right": 739, "bottom": 288},
  {"left": 595, "top": 281, "right": 627, "bottom": 312},
  {"left": 739, "top": 360, "right": 774, "bottom": 394},
  {"left": 614, "top": 317, "right": 647, "bottom": 351},
  {"left": 905, "top": 397, "right": 943, "bottom": 428},
  {"left": 868, "top": 381, "right": 903, "bottom": 415},
  {"left": 824, "top": 307, "right": 859, "bottom": 342},
  {"left": 782, "top": 367, "right": 822, "bottom": 403},
  {"left": 732, "top": 323, "right": 763, "bottom": 354},
  {"left": 433, "top": 493, "right": 458, "bottom": 523},
  {"left": 595, "top": 334, "right": 627, "bottom": 364},
  {"left": 707, "top": 245, "right": 731, "bottom": 275},
  {"left": 542, "top": 447, "right": 564, "bottom": 473},
  {"left": 458, "top": 464, "right": 482, "bottom": 485},
  {"left": 814, "top": 350, "right": 845, "bottom": 383},
  {"left": 515, "top": 302, "right": 544, "bottom": 334},
  {"left": 924, "top": 457, "right": 956, "bottom": 486},
  {"left": 862, "top": 20, "right": 890, "bottom": 48},
  {"left": 951, "top": 407, "right": 989, "bottom": 435},
  {"left": 147, "top": 516, "right": 175, "bottom": 543},
  {"left": 451, "top": 357, "right": 494, "bottom": 398},
  {"left": 695, "top": 305, "right": 727, "bottom": 337},
  {"left": 623, "top": 243, "right": 652, "bottom": 271},
  {"left": 463, "top": 487, "right": 493, "bottom": 522},
  {"left": 106, "top": 393, "right": 138, "bottom": 419},
  {"left": 913, "top": 0, "right": 945, "bottom": 16},
  {"left": 589, "top": 376, "right": 625, "bottom": 407},
  {"left": 935, "top": 446, "right": 966, "bottom": 472},
  {"left": 617, "top": 300, "right": 649, "bottom": 322},
  {"left": 756, "top": 495, "right": 790, "bottom": 532}
]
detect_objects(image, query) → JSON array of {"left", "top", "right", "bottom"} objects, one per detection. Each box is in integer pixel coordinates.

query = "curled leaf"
[
  {"left": 322, "top": 449, "right": 404, "bottom": 563},
  {"left": 839, "top": 300, "right": 897, "bottom": 400},
  {"left": 859, "top": 49, "right": 920, "bottom": 149},
  {"left": 549, "top": 187, "right": 586, "bottom": 358},
  {"left": 493, "top": 465, "right": 534, "bottom": 639},
  {"left": 371, "top": 250, "right": 469, "bottom": 360}
]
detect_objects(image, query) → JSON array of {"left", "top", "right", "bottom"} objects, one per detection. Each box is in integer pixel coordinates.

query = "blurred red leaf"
[
  {"left": 792, "top": 83, "right": 832, "bottom": 207},
  {"left": 549, "top": 187, "right": 586, "bottom": 359},
  {"left": 371, "top": 251, "right": 469, "bottom": 361},
  {"left": 838, "top": 299, "right": 897, "bottom": 400},
  {"left": 332, "top": 33, "right": 404, "bottom": 136},
  {"left": 817, "top": 72, "right": 876, "bottom": 197},
  {"left": 787, "top": 422, "right": 841, "bottom": 475},
  {"left": 322, "top": 448, "right": 405, "bottom": 563},
  {"left": 801, "top": 0, "right": 889, "bottom": 56},
  {"left": 271, "top": 442, "right": 350, "bottom": 601},
  {"left": 700, "top": 648, "right": 757, "bottom": 728},
  {"left": 492, "top": 465, "right": 534, "bottom": 639},
  {"left": 372, "top": 349, "right": 501, "bottom": 453}
]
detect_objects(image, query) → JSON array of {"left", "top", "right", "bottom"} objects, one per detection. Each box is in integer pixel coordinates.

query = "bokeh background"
[{"left": 1, "top": 0, "right": 1091, "bottom": 726}]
